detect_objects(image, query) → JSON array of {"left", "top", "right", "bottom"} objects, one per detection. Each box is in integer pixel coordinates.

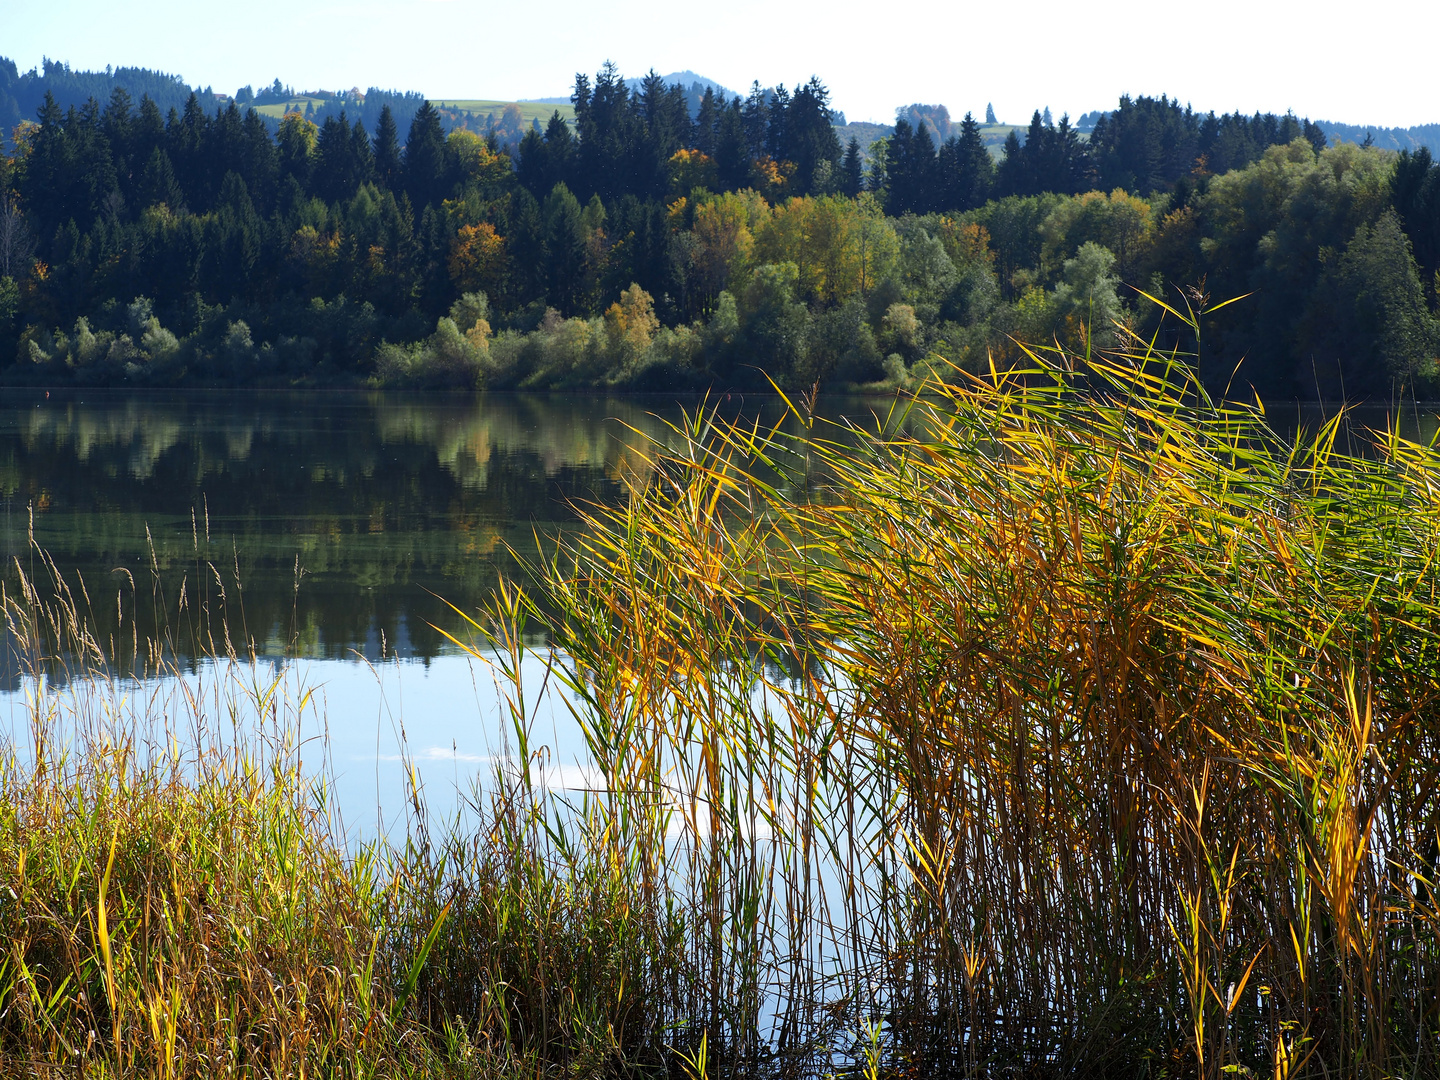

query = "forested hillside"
[
  {"left": 0, "top": 58, "right": 220, "bottom": 141},
  {"left": 2, "top": 62, "right": 1437, "bottom": 398}
]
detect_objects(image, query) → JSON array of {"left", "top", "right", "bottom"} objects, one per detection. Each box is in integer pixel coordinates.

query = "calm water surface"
[
  {"left": 0, "top": 389, "right": 863, "bottom": 830},
  {"left": 2, "top": 389, "right": 1434, "bottom": 832}
]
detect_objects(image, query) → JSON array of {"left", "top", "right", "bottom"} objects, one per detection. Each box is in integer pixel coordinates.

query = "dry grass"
[{"left": 4, "top": 315, "right": 1440, "bottom": 1077}]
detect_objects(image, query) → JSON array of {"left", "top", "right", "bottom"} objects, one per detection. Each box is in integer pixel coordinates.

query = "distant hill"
[
  {"left": 835, "top": 114, "right": 1024, "bottom": 163},
  {"left": 523, "top": 71, "right": 742, "bottom": 107},
  {"left": 0, "top": 56, "right": 218, "bottom": 142},
  {"left": 251, "top": 90, "right": 568, "bottom": 147},
  {"left": 1319, "top": 120, "right": 1440, "bottom": 155},
  {"left": 1065, "top": 106, "right": 1439, "bottom": 157},
  {"left": 627, "top": 71, "right": 740, "bottom": 102},
  {"left": 11, "top": 54, "right": 1438, "bottom": 164}
]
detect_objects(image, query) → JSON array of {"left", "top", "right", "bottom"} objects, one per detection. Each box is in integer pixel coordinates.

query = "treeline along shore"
[{"left": 1, "top": 62, "right": 1438, "bottom": 398}]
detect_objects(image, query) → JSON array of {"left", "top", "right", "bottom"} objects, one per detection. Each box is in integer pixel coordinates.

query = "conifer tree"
[
  {"left": 742, "top": 82, "right": 769, "bottom": 160},
  {"left": 695, "top": 87, "right": 717, "bottom": 157},
  {"left": 956, "top": 112, "right": 993, "bottom": 208},
  {"left": 715, "top": 99, "right": 750, "bottom": 191},
  {"left": 542, "top": 181, "right": 586, "bottom": 313},
  {"left": 403, "top": 101, "right": 449, "bottom": 208},
  {"left": 138, "top": 146, "right": 184, "bottom": 209},
  {"left": 372, "top": 105, "right": 403, "bottom": 191},
  {"left": 841, "top": 137, "right": 865, "bottom": 197}
]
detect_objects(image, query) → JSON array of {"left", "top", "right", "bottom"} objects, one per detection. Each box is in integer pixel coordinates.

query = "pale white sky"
[{"left": 5, "top": 0, "right": 1435, "bottom": 129}]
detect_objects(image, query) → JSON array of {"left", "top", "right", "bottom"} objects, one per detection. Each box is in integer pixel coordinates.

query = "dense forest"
[{"left": 2, "top": 60, "right": 1438, "bottom": 399}]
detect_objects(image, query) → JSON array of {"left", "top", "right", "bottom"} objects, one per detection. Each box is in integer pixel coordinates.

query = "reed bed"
[{"left": 4, "top": 321, "right": 1440, "bottom": 1078}]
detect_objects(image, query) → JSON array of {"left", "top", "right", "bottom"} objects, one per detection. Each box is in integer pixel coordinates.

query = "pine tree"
[{"left": 985, "top": 102, "right": 997, "bottom": 125}]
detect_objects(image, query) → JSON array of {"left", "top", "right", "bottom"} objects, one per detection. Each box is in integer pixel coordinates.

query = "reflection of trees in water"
[
  {"left": 0, "top": 392, "right": 701, "bottom": 667},
  {"left": 0, "top": 390, "right": 881, "bottom": 669},
  {"left": 370, "top": 395, "right": 677, "bottom": 490},
  {"left": 8, "top": 393, "right": 685, "bottom": 485}
]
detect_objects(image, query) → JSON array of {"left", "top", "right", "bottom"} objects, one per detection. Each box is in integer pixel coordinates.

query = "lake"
[
  {"left": 0, "top": 388, "right": 869, "bottom": 833},
  {"left": 3, "top": 388, "right": 1435, "bottom": 834}
]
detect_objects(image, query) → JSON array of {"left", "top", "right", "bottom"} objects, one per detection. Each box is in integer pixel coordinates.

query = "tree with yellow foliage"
[
  {"left": 448, "top": 222, "right": 507, "bottom": 297},
  {"left": 1040, "top": 188, "right": 1154, "bottom": 282},
  {"left": 604, "top": 283, "right": 660, "bottom": 372},
  {"left": 691, "top": 193, "right": 755, "bottom": 308},
  {"left": 448, "top": 129, "right": 513, "bottom": 195},
  {"left": 668, "top": 149, "right": 719, "bottom": 197}
]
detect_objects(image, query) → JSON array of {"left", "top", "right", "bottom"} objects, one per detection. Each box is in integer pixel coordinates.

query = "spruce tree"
[
  {"left": 315, "top": 112, "right": 353, "bottom": 203},
  {"left": 955, "top": 112, "right": 993, "bottom": 209},
  {"left": 985, "top": 102, "right": 997, "bottom": 125},
  {"left": 403, "top": 101, "right": 449, "bottom": 208},
  {"left": 543, "top": 111, "right": 575, "bottom": 193},
  {"left": 767, "top": 85, "right": 790, "bottom": 163},
  {"left": 542, "top": 182, "right": 586, "bottom": 313},
  {"left": 372, "top": 105, "right": 403, "bottom": 191},
  {"left": 715, "top": 100, "right": 750, "bottom": 191},
  {"left": 841, "top": 137, "right": 865, "bottom": 198},
  {"left": 742, "top": 82, "right": 769, "bottom": 160},
  {"left": 995, "top": 129, "right": 1024, "bottom": 198},
  {"left": 138, "top": 146, "right": 184, "bottom": 209},
  {"left": 786, "top": 77, "right": 842, "bottom": 196},
  {"left": 911, "top": 120, "right": 938, "bottom": 213},
  {"left": 516, "top": 128, "right": 548, "bottom": 197},
  {"left": 695, "top": 87, "right": 717, "bottom": 156}
]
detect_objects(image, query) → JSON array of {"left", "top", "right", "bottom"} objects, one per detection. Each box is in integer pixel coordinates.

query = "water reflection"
[
  {"left": 3, "top": 389, "right": 1436, "bottom": 842},
  {"left": 1, "top": 390, "right": 791, "bottom": 679},
  {"left": 3, "top": 390, "right": 1434, "bottom": 689}
]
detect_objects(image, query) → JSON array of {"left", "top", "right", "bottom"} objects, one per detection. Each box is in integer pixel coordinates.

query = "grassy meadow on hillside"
[
  {"left": 252, "top": 97, "right": 577, "bottom": 129},
  {"left": 435, "top": 100, "right": 577, "bottom": 125}
]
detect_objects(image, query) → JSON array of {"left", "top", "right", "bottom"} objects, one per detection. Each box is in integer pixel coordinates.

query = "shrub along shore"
[{"left": 4, "top": 322, "right": 1440, "bottom": 1077}]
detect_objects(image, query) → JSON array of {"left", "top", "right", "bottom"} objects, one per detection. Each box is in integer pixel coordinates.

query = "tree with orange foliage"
[{"left": 749, "top": 155, "right": 795, "bottom": 201}]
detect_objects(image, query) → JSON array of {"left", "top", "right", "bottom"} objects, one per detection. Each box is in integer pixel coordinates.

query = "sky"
[{"left": 5, "top": 0, "right": 1437, "bottom": 129}]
